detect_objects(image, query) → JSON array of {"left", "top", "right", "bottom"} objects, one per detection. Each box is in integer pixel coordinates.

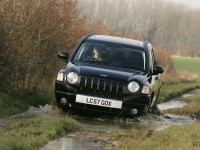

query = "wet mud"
[{"left": 41, "top": 136, "right": 107, "bottom": 150}]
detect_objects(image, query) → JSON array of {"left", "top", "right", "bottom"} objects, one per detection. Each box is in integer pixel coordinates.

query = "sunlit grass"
[
  {"left": 172, "top": 56, "right": 200, "bottom": 74},
  {"left": 0, "top": 116, "right": 82, "bottom": 150}
]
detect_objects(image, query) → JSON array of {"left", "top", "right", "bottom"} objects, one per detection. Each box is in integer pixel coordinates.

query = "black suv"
[{"left": 55, "top": 33, "right": 164, "bottom": 116}]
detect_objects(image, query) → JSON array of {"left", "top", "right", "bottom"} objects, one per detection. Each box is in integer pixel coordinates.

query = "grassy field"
[{"left": 171, "top": 56, "right": 200, "bottom": 73}]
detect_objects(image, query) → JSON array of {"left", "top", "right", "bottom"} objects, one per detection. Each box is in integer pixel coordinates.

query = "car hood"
[{"left": 65, "top": 62, "right": 148, "bottom": 83}]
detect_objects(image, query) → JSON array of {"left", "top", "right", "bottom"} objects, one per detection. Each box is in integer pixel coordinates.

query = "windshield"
[{"left": 72, "top": 42, "right": 146, "bottom": 71}]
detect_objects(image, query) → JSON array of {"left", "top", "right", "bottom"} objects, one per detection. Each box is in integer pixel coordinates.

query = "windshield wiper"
[
  {"left": 121, "top": 65, "right": 143, "bottom": 71},
  {"left": 83, "top": 60, "right": 110, "bottom": 64}
]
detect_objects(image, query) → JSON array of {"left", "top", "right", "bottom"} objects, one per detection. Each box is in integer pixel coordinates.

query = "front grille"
[{"left": 79, "top": 77, "right": 124, "bottom": 99}]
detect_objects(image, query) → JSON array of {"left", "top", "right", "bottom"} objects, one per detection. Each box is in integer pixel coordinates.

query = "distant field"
[{"left": 171, "top": 56, "right": 200, "bottom": 73}]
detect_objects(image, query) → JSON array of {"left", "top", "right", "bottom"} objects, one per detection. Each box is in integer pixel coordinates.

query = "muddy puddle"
[
  {"left": 41, "top": 136, "right": 106, "bottom": 150},
  {"left": 75, "top": 115, "right": 167, "bottom": 132},
  {"left": 10, "top": 90, "right": 199, "bottom": 150}
]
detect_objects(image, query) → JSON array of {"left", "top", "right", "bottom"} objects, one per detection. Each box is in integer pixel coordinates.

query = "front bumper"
[{"left": 55, "top": 81, "right": 151, "bottom": 116}]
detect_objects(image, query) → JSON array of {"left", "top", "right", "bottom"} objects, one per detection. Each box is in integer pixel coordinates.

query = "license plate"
[{"left": 76, "top": 94, "right": 122, "bottom": 109}]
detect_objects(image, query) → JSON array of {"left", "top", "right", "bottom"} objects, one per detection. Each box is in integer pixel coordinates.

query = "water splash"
[{"left": 9, "top": 104, "right": 61, "bottom": 119}]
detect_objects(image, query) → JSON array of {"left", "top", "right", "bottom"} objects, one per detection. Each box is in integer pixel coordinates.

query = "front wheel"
[
  {"left": 150, "top": 93, "right": 161, "bottom": 115},
  {"left": 150, "top": 87, "right": 161, "bottom": 110},
  {"left": 142, "top": 104, "right": 150, "bottom": 115}
]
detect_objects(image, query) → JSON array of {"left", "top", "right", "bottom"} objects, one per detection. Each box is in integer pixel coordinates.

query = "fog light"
[
  {"left": 68, "top": 103, "right": 72, "bottom": 107},
  {"left": 60, "top": 98, "right": 67, "bottom": 105},
  {"left": 130, "top": 108, "right": 138, "bottom": 115}
]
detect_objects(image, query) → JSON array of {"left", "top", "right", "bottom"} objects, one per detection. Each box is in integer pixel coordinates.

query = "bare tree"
[{"left": 78, "top": 0, "right": 200, "bottom": 56}]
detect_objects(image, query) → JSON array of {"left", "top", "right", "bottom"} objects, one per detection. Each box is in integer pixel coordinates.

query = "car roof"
[{"left": 86, "top": 35, "right": 144, "bottom": 48}]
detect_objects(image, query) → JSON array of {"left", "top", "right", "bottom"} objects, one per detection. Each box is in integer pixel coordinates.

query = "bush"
[{"left": 0, "top": 0, "right": 85, "bottom": 91}]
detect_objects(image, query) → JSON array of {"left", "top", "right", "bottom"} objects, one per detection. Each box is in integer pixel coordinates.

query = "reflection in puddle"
[{"left": 41, "top": 136, "right": 107, "bottom": 150}]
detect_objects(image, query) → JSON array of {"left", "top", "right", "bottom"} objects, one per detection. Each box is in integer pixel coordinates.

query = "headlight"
[
  {"left": 57, "top": 73, "right": 64, "bottom": 81},
  {"left": 128, "top": 81, "right": 140, "bottom": 93},
  {"left": 67, "top": 72, "right": 79, "bottom": 84}
]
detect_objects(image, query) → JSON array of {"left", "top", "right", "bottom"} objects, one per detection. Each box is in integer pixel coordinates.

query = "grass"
[
  {"left": 172, "top": 56, "right": 200, "bottom": 74},
  {"left": 0, "top": 116, "right": 82, "bottom": 150},
  {"left": 0, "top": 90, "right": 53, "bottom": 118},
  {"left": 158, "top": 81, "right": 200, "bottom": 103},
  {"left": 111, "top": 123, "right": 200, "bottom": 150}
]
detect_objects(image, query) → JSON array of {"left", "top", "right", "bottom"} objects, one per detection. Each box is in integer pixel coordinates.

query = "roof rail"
[
  {"left": 143, "top": 40, "right": 149, "bottom": 51},
  {"left": 81, "top": 32, "right": 96, "bottom": 42}
]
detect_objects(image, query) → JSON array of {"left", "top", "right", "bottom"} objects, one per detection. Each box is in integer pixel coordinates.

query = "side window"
[{"left": 73, "top": 43, "right": 87, "bottom": 61}]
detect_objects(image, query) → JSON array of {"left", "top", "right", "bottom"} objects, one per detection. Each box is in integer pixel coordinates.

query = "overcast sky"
[{"left": 163, "top": 0, "right": 200, "bottom": 9}]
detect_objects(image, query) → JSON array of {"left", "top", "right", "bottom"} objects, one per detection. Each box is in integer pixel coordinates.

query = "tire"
[
  {"left": 151, "top": 89, "right": 162, "bottom": 115},
  {"left": 151, "top": 87, "right": 161, "bottom": 111}
]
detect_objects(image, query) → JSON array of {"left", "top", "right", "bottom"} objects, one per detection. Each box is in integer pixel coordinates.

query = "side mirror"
[
  {"left": 153, "top": 65, "right": 164, "bottom": 74},
  {"left": 58, "top": 51, "right": 69, "bottom": 61}
]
